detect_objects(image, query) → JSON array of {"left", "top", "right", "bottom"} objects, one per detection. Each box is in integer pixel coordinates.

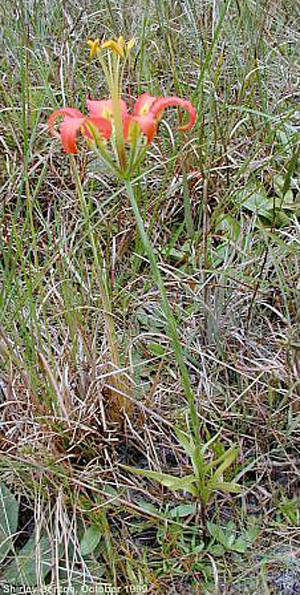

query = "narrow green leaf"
[
  {"left": 121, "top": 465, "right": 198, "bottom": 496},
  {"left": 207, "top": 480, "right": 243, "bottom": 494},
  {"left": 137, "top": 501, "right": 161, "bottom": 515},
  {"left": 201, "top": 430, "right": 222, "bottom": 456},
  {"left": 169, "top": 504, "right": 197, "bottom": 518},
  {"left": 277, "top": 149, "right": 299, "bottom": 199},
  {"left": 210, "top": 446, "right": 239, "bottom": 481},
  {"left": 182, "top": 165, "right": 195, "bottom": 239},
  {"left": 192, "top": 444, "right": 205, "bottom": 477},
  {"left": 147, "top": 342, "right": 167, "bottom": 356},
  {"left": 174, "top": 427, "right": 195, "bottom": 460}
]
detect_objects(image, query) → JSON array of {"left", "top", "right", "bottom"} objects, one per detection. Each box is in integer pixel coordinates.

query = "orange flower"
[
  {"left": 49, "top": 95, "right": 196, "bottom": 155},
  {"left": 86, "top": 98, "right": 128, "bottom": 123},
  {"left": 48, "top": 107, "right": 112, "bottom": 154},
  {"left": 123, "top": 111, "right": 156, "bottom": 144},
  {"left": 86, "top": 94, "right": 196, "bottom": 145},
  {"left": 124, "top": 93, "right": 197, "bottom": 144}
]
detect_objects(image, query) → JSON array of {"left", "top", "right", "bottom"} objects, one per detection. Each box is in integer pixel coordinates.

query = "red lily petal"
[
  {"left": 132, "top": 115, "right": 156, "bottom": 143},
  {"left": 86, "top": 99, "right": 128, "bottom": 120},
  {"left": 83, "top": 116, "right": 112, "bottom": 140},
  {"left": 48, "top": 107, "right": 84, "bottom": 139},
  {"left": 123, "top": 113, "right": 156, "bottom": 144},
  {"left": 133, "top": 93, "right": 157, "bottom": 117},
  {"left": 86, "top": 99, "right": 113, "bottom": 118},
  {"left": 150, "top": 96, "right": 197, "bottom": 132},
  {"left": 60, "top": 117, "right": 85, "bottom": 153}
]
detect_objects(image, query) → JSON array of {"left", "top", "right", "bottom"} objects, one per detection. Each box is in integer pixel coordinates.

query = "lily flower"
[
  {"left": 85, "top": 94, "right": 196, "bottom": 145},
  {"left": 125, "top": 93, "right": 197, "bottom": 144},
  {"left": 49, "top": 33, "right": 197, "bottom": 173},
  {"left": 48, "top": 93, "right": 196, "bottom": 160},
  {"left": 48, "top": 107, "right": 112, "bottom": 154},
  {"left": 86, "top": 98, "right": 128, "bottom": 124}
]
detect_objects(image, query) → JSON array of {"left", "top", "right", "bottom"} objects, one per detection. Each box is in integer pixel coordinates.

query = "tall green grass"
[{"left": 0, "top": 0, "right": 299, "bottom": 592}]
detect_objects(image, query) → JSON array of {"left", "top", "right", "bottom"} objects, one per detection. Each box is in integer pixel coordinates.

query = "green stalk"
[
  {"left": 111, "top": 54, "right": 126, "bottom": 171},
  {"left": 69, "top": 156, "right": 131, "bottom": 417},
  {"left": 124, "top": 178, "right": 199, "bottom": 442}
]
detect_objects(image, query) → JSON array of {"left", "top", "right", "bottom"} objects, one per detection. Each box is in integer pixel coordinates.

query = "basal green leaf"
[
  {"left": 80, "top": 525, "right": 102, "bottom": 557},
  {"left": 2, "top": 532, "right": 52, "bottom": 585},
  {"left": 137, "top": 500, "right": 161, "bottom": 515},
  {"left": 208, "top": 543, "right": 225, "bottom": 556},
  {"left": 242, "top": 191, "right": 270, "bottom": 218},
  {"left": 0, "top": 482, "right": 19, "bottom": 563},
  {"left": 229, "top": 536, "right": 249, "bottom": 553},
  {"left": 168, "top": 504, "right": 197, "bottom": 518},
  {"left": 147, "top": 342, "right": 167, "bottom": 356},
  {"left": 207, "top": 521, "right": 228, "bottom": 547}
]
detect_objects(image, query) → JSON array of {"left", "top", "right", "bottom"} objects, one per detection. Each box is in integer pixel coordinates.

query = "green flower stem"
[
  {"left": 111, "top": 53, "right": 126, "bottom": 171},
  {"left": 70, "top": 156, "right": 128, "bottom": 413},
  {"left": 124, "top": 178, "right": 199, "bottom": 442}
]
